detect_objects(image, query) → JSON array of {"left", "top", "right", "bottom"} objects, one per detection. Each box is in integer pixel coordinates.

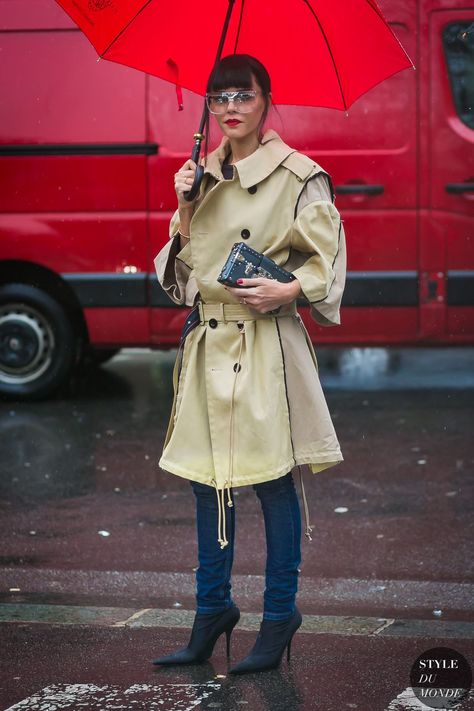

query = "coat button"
[
  {"left": 209, "top": 318, "right": 218, "bottom": 328},
  {"left": 241, "top": 229, "right": 250, "bottom": 239},
  {"left": 248, "top": 185, "right": 257, "bottom": 194},
  {"left": 233, "top": 363, "right": 242, "bottom": 372}
]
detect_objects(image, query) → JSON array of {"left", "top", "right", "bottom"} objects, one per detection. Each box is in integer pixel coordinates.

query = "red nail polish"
[{"left": 237, "top": 279, "right": 243, "bottom": 285}]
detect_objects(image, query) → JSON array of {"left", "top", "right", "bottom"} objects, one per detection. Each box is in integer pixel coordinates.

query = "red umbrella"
[
  {"left": 55, "top": 0, "right": 414, "bottom": 196},
  {"left": 55, "top": 0, "right": 412, "bottom": 109}
]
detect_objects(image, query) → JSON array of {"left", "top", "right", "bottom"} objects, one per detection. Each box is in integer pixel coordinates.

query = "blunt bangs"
[
  {"left": 207, "top": 60, "right": 254, "bottom": 93},
  {"left": 206, "top": 54, "right": 271, "bottom": 95}
]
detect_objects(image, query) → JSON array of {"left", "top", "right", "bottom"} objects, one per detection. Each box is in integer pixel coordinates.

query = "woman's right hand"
[{"left": 175, "top": 159, "right": 199, "bottom": 209}]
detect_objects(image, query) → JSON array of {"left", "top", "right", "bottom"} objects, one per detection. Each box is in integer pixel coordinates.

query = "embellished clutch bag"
[{"left": 217, "top": 242, "right": 296, "bottom": 287}]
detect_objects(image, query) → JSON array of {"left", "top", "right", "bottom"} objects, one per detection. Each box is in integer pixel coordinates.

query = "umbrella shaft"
[
  {"left": 188, "top": 0, "right": 236, "bottom": 188},
  {"left": 214, "top": 0, "right": 236, "bottom": 66}
]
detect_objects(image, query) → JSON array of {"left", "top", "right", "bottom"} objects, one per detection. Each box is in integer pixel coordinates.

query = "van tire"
[{"left": 0, "top": 283, "right": 76, "bottom": 401}]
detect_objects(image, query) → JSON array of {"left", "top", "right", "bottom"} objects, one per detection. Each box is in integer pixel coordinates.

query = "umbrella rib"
[
  {"left": 300, "top": 0, "right": 348, "bottom": 111},
  {"left": 99, "top": 0, "right": 155, "bottom": 57},
  {"left": 365, "top": 0, "right": 415, "bottom": 68}
]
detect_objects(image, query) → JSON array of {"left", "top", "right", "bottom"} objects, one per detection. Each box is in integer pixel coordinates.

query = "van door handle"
[
  {"left": 336, "top": 184, "right": 384, "bottom": 196},
  {"left": 445, "top": 183, "right": 474, "bottom": 194}
]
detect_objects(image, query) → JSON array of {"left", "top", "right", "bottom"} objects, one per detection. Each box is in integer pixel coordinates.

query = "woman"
[{"left": 152, "top": 54, "right": 346, "bottom": 674}]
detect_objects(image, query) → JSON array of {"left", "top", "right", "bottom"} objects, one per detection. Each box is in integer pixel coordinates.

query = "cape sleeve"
[
  {"left": 290, "top": 173, "right": 347, "bottom": 326},
  {"left": 153, "top": 208, "right": 195, "bottom": 306}
]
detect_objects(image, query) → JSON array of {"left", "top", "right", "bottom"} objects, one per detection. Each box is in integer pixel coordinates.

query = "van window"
[{"left": 443, "top": 22, "right": 474, "bottom": 130}]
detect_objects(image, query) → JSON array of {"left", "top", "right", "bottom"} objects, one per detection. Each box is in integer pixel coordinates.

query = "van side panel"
[
  {"left": 2, "top": 0, "right": 473, "bottom": 352},
  {"left": 425, "top": 4, "right": 474, "bottom": 343}
]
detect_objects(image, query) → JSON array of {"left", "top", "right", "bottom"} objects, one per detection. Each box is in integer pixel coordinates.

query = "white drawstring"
[
  {"left": 210, "top": 321, "right": 246, "bottom": 548},
  {"left": 227, "top": 322, "right": 245, "bottom": 499},
  {"left": 211, "top": 479, "right": 228, "bottom": 549},
  {"left": 298, "top": 465, "right": 314, "bottom": 541}
]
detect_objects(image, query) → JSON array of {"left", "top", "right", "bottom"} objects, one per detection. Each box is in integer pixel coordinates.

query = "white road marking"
[
  {"left": 112, "top": 608, "right": 153, "bottom": 627},
  {"left": 385, "top": 687, "right": 474, "bottom": 710},
  {"left": 384, "top": 687, "right": 433, "bottom": 710},
  {"left": 372, "top": 618, "right": 395, "bottom": 634},
  {"left": 4, "top": 682, "right": 222, "bottom": 711}
]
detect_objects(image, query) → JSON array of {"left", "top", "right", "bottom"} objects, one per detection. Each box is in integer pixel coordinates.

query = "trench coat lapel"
[{"left": 203, "top": 129, "right": 297, "bottom": 188}]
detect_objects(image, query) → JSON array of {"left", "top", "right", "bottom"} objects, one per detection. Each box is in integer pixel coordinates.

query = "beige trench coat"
[{"left": 154, "top": 129, "right": 347, "bottom": 545}]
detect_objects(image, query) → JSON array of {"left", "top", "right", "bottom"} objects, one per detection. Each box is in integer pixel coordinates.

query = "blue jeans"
[{"left": 190, "top": 472, "right": 302, "bottom": 621}]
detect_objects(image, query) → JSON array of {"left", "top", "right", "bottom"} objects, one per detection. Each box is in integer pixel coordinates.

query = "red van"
[{"left": 1, "top": 0, "right": 473, "bottom": 399}]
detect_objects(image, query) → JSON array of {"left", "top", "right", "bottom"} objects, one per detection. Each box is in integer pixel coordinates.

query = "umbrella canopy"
[{"left": 55, "top": 0, "right": 413, "bottom": 110}]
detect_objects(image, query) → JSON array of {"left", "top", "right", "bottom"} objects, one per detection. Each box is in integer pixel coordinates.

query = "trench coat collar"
[{"left": 202, "top": 129, "right": 297, "bottom": 189}]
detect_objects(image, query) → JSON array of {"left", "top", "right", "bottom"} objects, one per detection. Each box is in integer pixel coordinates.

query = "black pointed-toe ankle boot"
[
  {"left": 229, "top": 607, "right": 302, "bottom": 674},
  {"left": 152, "top": 605, "right": 240, "bottom": 666}
]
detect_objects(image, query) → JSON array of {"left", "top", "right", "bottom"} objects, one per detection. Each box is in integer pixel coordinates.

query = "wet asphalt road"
[{"left": 0, "top": 346, "right": 473, "bottom": 711}]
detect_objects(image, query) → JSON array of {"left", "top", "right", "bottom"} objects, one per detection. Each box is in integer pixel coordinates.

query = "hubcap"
[{"left": 0, "top": 303, "right": 55, "bottom": 385}]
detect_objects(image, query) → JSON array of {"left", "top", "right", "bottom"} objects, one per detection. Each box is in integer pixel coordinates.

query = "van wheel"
[{"left": 0, "top": 283, "right": 76, "bottom": 400}]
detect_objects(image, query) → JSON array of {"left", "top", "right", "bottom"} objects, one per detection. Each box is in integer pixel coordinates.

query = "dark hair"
[{"left": 203, "top": 54, "right": 272, "bottom": 162}]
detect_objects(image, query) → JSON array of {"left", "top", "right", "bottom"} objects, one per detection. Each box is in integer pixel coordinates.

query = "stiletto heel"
[
  {"left": 152, "top": 605, "right": 240, "bottom": 666},
  {"left": 229, "top": 607, "right": 302, "bottom": 674}
]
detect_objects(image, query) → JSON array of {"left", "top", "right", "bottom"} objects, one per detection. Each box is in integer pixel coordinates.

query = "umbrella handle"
[
  {"left": 183, "top": 131, "right": 205, "bottom": 202},
  {"left": 184, "top": 131, "right": 205, "bottom": 202},
  {"left": 184, "top": 164, "right": 204, "bottom": 202}
]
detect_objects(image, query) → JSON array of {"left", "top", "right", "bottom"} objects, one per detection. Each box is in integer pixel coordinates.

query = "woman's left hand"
[{"left": 225, "top": 277, "right": 302, "bottom": 314}]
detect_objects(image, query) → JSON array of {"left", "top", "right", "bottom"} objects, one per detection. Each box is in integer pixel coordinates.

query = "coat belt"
[{"left": 197, "top": 301, "right": 297, "bottom": 324}]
